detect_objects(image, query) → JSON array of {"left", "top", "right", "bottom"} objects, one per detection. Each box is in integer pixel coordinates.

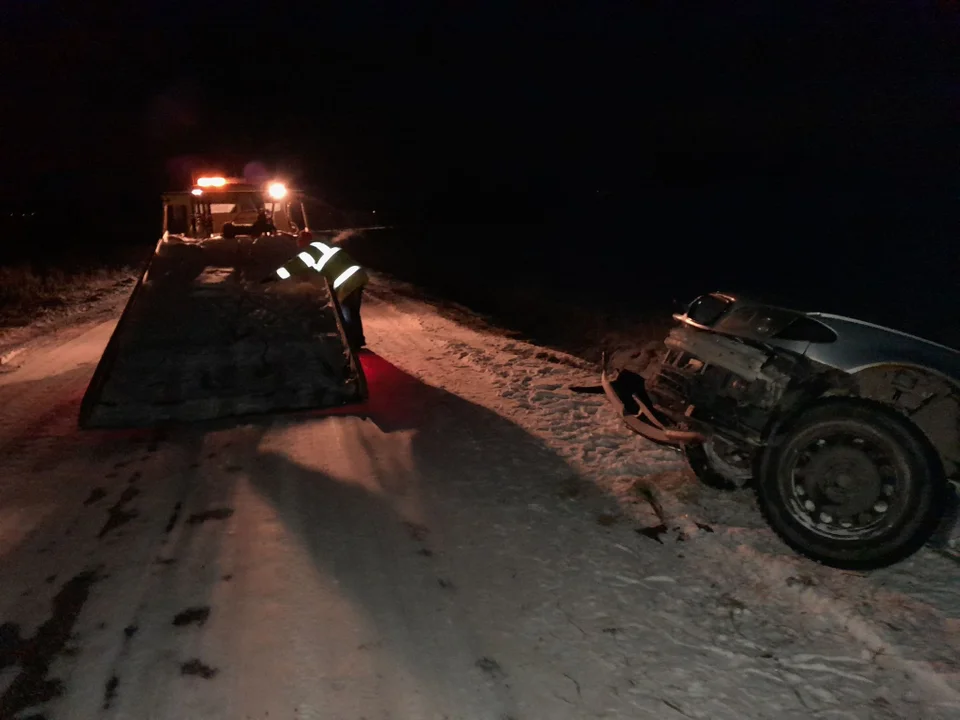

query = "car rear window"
[{"left": 686, "top": 294, "right": 731, "bottom": 326}]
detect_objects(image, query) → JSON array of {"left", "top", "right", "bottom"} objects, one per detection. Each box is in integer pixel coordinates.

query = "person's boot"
[{"left": 346, "top": 330, "right": 364, "bottom": 353}]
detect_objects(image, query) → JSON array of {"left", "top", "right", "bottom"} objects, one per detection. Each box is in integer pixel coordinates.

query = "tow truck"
[
  {"left": 162, "top": 174, "right": 308, "bottom": 241},
  {"left": 79, "top": 175, "right": 366, "bottom": 428}
]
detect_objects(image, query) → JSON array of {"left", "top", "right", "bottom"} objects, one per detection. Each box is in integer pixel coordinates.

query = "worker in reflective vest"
[{"left": 273, "top": 236, "right": 369, "bottom": 349}]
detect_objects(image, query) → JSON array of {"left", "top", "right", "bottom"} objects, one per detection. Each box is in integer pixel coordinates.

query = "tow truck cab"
[{"left": 162, "top": 175, "right": 310, "bottom": 240}]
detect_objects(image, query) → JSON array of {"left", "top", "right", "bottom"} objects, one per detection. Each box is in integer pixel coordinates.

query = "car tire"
[
  {"left": 685, "top": 443, "right": 749, "bottom": 491},
  {"left": 756, "top": 399, "right": 947, "bottom": 570}
]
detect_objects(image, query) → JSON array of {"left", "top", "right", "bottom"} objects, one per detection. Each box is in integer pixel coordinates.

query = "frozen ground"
[
  {"left": 0, "top": 273, "right": 137, "bottom": 370},
  {"left": 0, "top": 272, "right": 958, "bottom": 720}
]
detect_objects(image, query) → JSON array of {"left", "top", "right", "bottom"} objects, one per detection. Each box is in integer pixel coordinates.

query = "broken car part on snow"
[{"left": 602, "top": 291, "right": 960, "bottom": 571}]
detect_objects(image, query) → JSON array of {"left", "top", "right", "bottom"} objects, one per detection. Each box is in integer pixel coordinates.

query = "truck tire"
[{"left": 756, "top": 399, "right": 947, "bottom": 570}]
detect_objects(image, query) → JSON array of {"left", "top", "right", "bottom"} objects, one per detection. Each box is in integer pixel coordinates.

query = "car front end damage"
[
  {"left": 603, "top": 296, "right": 843, "bottom": 484},
  {"left": 602, "top": 292, "right": 960, "bottom": 569}
]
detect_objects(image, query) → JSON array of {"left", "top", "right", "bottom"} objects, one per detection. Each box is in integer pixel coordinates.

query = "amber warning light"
[{"left": 196, "top": 176, "right": 227, "bottom": 188}]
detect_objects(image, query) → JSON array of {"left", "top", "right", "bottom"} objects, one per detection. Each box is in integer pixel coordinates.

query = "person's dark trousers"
[{"left": 340, "top": 288, "right": 366, "bottom": 350}]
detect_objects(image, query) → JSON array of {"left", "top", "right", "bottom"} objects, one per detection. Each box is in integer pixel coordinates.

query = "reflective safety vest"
[{"left": 275, "top": 241, "right": 369, "bottom": 301}]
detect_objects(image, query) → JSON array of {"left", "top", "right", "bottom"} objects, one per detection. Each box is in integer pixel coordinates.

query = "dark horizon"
[
  {"left": 1, "top": 1, "right": 958, "bottom": 330},
  {"left": 3, "top": 4, "right": 959, "bottom": 199}
]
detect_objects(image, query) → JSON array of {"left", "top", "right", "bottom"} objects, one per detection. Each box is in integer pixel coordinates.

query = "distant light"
[
  {"left": 267, "top": 182, "right": 287, "bottom": 200},
  {"left": 197, "top": 176, "right": 227, "bottom": 188},
  {"left": 191, "top": 188, "right": 203, "bottom": 196}
]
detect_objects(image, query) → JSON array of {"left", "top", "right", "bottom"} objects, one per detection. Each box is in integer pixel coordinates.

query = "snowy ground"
[
  {"left": 0, "top": 272, "right": 958, "bottom": 720},
  {"left": 0, "top": 273, "right": 137, "bottom": 371}
]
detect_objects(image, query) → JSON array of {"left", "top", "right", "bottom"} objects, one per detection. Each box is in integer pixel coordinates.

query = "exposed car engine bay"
[{"left": 602, "top": 291, "right": 960, "bottom": 569}]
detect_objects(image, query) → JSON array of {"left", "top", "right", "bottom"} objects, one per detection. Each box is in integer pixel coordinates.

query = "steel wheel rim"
[{"left": 778, "top": 422, "right": 913, "bottom": 541}]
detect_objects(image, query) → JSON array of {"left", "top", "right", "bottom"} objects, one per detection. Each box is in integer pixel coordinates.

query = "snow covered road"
[{"left": 1, "top": 276, "right": 958, "bottom": 719}]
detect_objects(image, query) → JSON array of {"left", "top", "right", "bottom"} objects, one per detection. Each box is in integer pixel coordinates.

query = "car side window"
[{"left": 775, "top": 317, "right": 837, "bottom": 344}]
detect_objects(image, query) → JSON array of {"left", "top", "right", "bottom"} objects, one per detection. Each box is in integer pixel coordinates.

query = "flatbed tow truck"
[{"left": 79, "top": 175, "right": 366, "bottom": 428}]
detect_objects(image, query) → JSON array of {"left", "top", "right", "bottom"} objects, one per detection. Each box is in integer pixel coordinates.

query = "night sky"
[{"left": 1, "top": 1, "right": 959, "bottom": 325}]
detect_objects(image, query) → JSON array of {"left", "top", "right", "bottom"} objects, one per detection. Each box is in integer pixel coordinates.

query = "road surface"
[{"left": 1, "top": 277, "right": 959, "bottom": 720}]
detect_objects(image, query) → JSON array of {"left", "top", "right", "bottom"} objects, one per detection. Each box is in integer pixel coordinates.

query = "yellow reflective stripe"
[
  {"left": 333, "top": 265, "right": 361, "bottom": 289},
  {"left": 297, "top": 251, "right": 315, "bottom": 268},
  {"left": 276, "top": 267, "right": 291, "bottom": 279},
  {"left": 313, "top": 246, "right": 341, "bottom": 272}
]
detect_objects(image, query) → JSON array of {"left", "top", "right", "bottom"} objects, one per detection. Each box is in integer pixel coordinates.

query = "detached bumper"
[{"left": 601, "top": 367, "right": 703, "bottom": 445}]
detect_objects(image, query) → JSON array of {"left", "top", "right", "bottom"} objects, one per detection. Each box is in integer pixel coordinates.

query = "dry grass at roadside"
[
  {"left": 497, "top": 284, "right": 674, "bottom": 365},
  {"left": 374, "top": 275, "right": 672, "bottom": 366},
  {"left": 342, "top": 226, "right": 676, "bottom": 366},
  {"left": 0, "top": 264, "right": 137, "bottom": 328}
]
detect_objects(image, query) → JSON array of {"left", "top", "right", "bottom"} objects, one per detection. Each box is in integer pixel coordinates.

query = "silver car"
[{"left": 602, "top": 291, "right": 960, "bottom": 569}]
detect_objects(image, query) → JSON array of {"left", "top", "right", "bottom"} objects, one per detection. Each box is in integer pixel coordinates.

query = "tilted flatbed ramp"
[{"left": 79, "top": 236, "right": 366, "bottom": 428}]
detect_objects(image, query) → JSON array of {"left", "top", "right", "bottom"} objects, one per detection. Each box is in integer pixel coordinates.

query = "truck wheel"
[
  {"left": 756, "top": 399, "right": 947, "bottom": 570},
  {"left": 685, "top": 440, "right": 752, "bottom": 491}
]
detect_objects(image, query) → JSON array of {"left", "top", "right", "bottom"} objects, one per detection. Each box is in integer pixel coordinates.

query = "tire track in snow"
[
  {"left": 89, "top": 432, "right": 240, "bottom": 720},
  {"left": 0, "top": 420, "right": 237, "bottom": 719},
  {"left": 0, "top": 426, "right": 178, "bottom": 718}
]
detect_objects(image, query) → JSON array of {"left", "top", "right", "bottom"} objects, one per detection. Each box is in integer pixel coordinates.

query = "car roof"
[{"left": 708, "top": 290, "right": 959, "bottom": 352}]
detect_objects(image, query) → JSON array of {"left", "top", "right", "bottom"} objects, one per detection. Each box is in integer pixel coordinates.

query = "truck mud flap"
[
  {"left": 79, "top": 238, "right": 367, "bottom": 428},
  {"left": 600, "top": 367, "right": 702, "bottom": 445}
]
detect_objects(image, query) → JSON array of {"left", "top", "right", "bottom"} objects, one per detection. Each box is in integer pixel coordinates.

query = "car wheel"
[
  {"left": 756, "top": 399, "right": 947, "bottom": 570},
  {"left": 685, "top": 440, "right": 753, "bottom": 491}
]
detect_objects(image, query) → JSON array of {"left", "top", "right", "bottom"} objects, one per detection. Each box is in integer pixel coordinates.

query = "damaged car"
[{"left": 603, "top": 292, "right": 960, "bottom": 570}]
